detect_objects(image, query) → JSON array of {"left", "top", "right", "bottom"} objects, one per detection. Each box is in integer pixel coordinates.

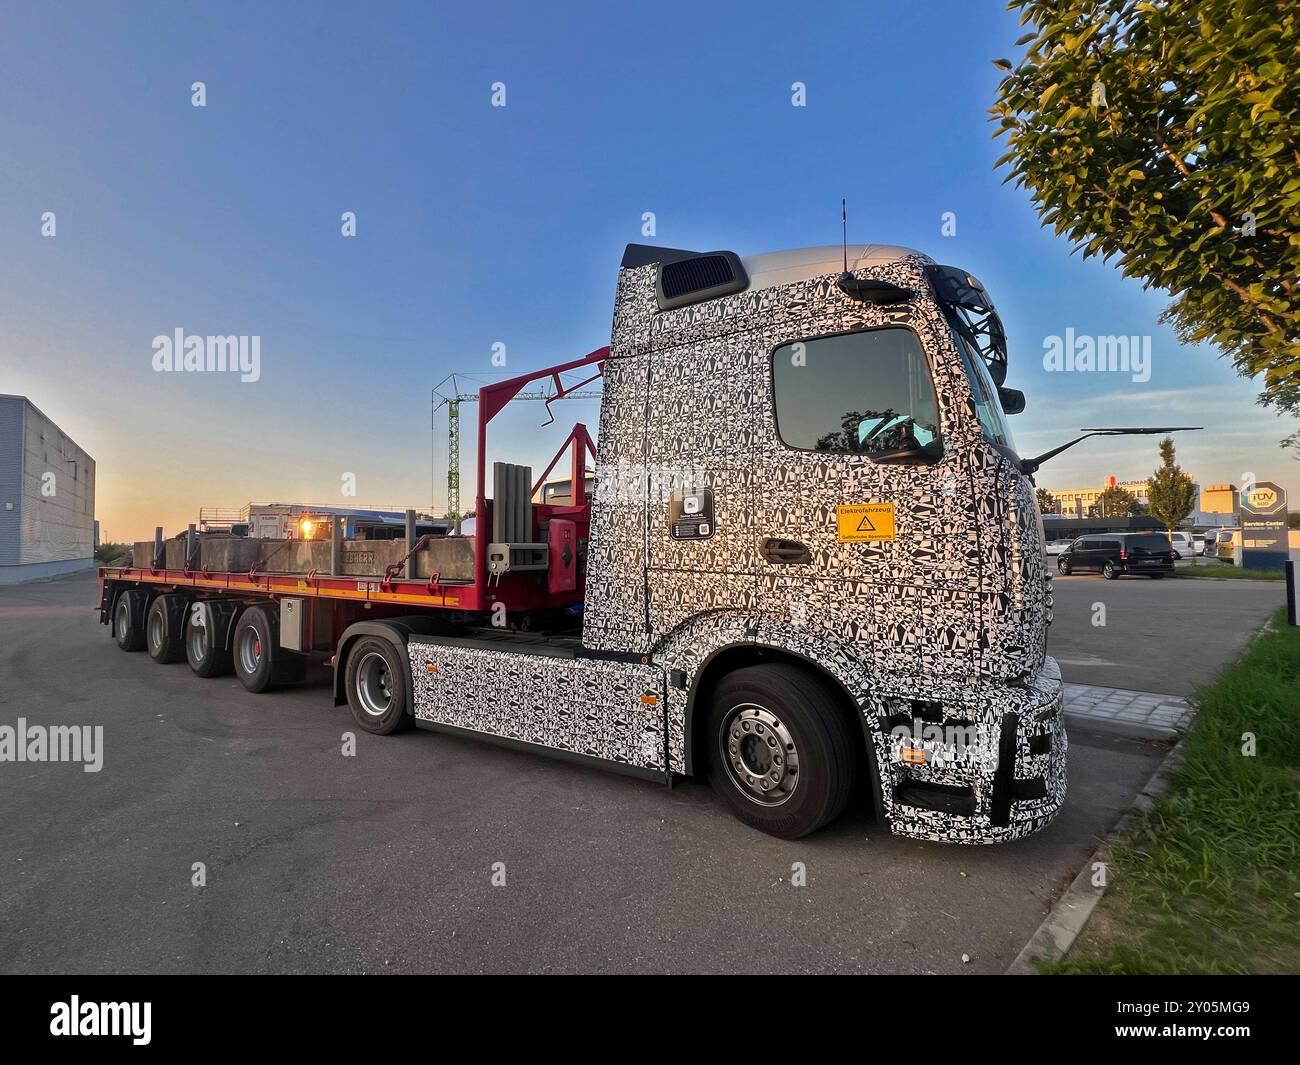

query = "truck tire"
[
  {"left": 706, "top": 664, "right": 858, "bottom": 839},
  {"left": 146, "top": 594, "right": 187, "bottom": 663},
  {"left": 113, "top": 590, "right": 147, "bottom": 652},
  {"left": 344, "top": 636, "right": 411, "bottom": 735},
  {"left": 233, "top": 605, "right": 277, "bottom": 693},
  {"left": 186, "top": 602, "right": 234, "bottom": 678}
]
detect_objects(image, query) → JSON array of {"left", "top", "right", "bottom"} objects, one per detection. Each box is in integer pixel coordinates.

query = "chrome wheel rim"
[
  {"left": 237, "top": 625, "right": 263, "bottom": 675},
  {"left": 147, "top": 608, "right": 163, "bottom": 650},
  {"left": 188, "top": 620, "right": 208, "bottom": 660},
  {"left": 354, "top": 651, "right": 393, "bottom": 717},
  {"left": 720, "top": 703, "right": 799, "bottom": 806}
]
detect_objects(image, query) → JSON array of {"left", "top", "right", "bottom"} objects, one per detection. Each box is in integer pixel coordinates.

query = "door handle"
[{"left": 762, "top": 538, "right": 811, "bottom": 564}]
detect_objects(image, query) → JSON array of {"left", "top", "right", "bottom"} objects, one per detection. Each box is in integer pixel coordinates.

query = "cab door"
[{"left": 753, "top": 318, "right": 980, "bottom": 682}]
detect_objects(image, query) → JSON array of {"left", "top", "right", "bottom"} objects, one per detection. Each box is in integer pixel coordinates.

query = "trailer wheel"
[
  {"left": 344, "top": 637, "right": 411, "bottom": 735},
  {"left": 706, "top": 664, "right": 858, "bottom": 839},
  {"left": 113, "top": 591, "right": 147, "bottom": 652},
  {"left": 146, "top": 594, "right": 187, "bottom": 663},
  {"left": 186, "top": 603, "right": 234, "bottom": 678},
  {"left": 233, "top": 605, "right": 278, "bottom": 693}
]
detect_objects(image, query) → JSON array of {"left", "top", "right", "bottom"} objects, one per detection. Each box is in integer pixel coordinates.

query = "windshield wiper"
[{"left": 1020, "top": 426, "right": 1202, "bottom": 475}]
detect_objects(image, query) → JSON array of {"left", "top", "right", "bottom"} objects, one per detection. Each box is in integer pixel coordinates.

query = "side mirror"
[{"left": 998, "top": 387, "right": 1026, "bottom": 415}]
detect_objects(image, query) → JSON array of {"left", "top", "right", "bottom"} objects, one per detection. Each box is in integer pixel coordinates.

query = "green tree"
[
  {"left": 1097, "top": 484, "right": 1142, "bottom": 517},
  {"left": 1147, "top": 437, "right": 1198, "bottom": 536},
  {"left": 991, "top": 1, "right": 1300, "bottom": 415},
  {"left": 1035, "top": 487, "right": 1058, "bottom": 514}
]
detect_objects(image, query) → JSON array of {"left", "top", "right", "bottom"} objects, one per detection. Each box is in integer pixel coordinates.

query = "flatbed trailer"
[{"left": 101, "top": 240, "right": 1191, "bottom": 842}]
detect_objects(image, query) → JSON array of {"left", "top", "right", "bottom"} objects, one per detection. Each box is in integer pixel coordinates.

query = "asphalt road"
[
  {"left": 1, "top": 573, "right": 1170, "bottom": 975},
  {"left": 1048, "top": 572, "right": 1283, "bottom": 695}
]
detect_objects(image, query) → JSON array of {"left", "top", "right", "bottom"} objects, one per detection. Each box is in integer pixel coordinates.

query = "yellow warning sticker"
[{"left": 836, "top": 503, "right": 895, "bottom": 543}]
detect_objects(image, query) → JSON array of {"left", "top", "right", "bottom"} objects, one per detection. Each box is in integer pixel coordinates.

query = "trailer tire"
[
  {"left": 113, "top": 590, "right": 147, "bottom": 652},
  {"left": 344, "top": 636, "right": 411, "bottom": 735},
  {"left": 233, "top": 605, "right": 278, "bottom": 693},
  {"left": 186, "top": 602, "right": 234, "bottom": 678},
  {"left": 146, "top": 594, "right": 188, "bottom": 663},
  {"left": 706, "top": 664, "right": 858, "bottom": 839}
]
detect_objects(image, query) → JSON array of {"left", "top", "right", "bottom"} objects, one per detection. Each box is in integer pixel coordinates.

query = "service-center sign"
[{"left": 1240, "top": 482, "right": 1289, "bottom": 571}]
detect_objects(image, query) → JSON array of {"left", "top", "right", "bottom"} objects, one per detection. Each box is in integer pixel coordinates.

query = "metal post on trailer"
[
  {"left": 186, "top": 523, "right": 197, "bottom": 571},
  {"left": 331, "top": 516, "right": 343, "bottom": 577},
  {"left": 153, "top": 526, "right": 163, "bottom": 570},
  {"left": 405, "top": 509, "right": 417, "bottom": 576}
]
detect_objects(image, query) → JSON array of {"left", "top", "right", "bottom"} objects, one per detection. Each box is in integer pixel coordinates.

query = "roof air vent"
[{"left": 656, "top": 251, "right": 747, "bottom": 310}]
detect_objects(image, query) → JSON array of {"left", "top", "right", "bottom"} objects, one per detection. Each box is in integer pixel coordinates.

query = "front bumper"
[{"left": 879, "top": 657, "right": 1067, "bottom": 844}]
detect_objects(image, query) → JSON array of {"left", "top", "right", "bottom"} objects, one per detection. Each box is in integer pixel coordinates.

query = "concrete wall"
[
  {"left": 0, "top": 396, "right": 95, "bottom": 581},
  {"left": 129, "top": 535, "right": 476, "bottom": 581}
]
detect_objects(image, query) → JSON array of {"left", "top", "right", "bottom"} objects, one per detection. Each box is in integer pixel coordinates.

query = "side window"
[{"left": 772, "top": 328, "right": 943, "bottom": 463}]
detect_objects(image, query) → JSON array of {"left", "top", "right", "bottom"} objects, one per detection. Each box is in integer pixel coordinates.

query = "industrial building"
[{"left": 0, "top": 395, "right": 96, "bottom": 584}]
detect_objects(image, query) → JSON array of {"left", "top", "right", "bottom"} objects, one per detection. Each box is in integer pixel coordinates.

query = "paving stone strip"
[{"left": 1062, "top": 683, "right": 1192, "bottom": 741}]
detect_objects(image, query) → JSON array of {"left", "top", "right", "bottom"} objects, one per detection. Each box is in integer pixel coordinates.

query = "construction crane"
[{"left": 431, "top": 372, "right": 601, "bottom": 528}]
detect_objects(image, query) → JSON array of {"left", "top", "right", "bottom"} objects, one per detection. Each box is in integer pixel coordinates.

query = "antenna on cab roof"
[{"left": 841, "top": 199, "right": 848, "bottom": 275}]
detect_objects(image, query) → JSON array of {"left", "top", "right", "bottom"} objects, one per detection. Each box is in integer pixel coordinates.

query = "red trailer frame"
[{"left": 99, "top": 346, "right": 609, "bottom": 619}]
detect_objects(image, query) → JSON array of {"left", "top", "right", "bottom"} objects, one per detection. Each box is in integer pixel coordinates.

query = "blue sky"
[{"left": 2, "top": 0, "right": 1295, "bottom": 540}]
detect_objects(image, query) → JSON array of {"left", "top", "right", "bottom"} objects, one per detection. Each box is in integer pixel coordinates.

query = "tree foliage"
[
  {"left": 1147, "top": 436, "right": 1198, "bottom": 531},
  {"left": 991, "top": 1, "right": 1300, "bottom": 413},
  {"left": 1035, "top": 486, "right": 1059, "bottom": 513},
  {"left": 1098, "top": 483, "right": 1143, "bottom": 516}
]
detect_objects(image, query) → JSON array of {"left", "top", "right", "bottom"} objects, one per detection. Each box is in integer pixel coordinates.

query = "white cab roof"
[{"left": 741, "top": 244, "right": 929, "bottom": 292}]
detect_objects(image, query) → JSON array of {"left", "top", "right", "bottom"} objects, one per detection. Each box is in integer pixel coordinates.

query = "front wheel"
[
  {"left": 1057, "top": 558, "right": 1072, "bottom": 575},
  {"left": 706, "top": 664, "right": 859, "bottom": 839},
  {"left": 1102, "top": 561, "right": 1119, "bottom": 579}
]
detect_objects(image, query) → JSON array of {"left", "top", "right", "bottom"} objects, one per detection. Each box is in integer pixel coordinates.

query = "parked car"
[
  {"left": 1056, "top": 532, "right": 1177, "bottom": 579},
  {"left": 1215, "top": 528, "right": 1240, "bottom": 563},
  {"left": 1167, "top": 531, "right": 1194, "bottom": 559},
  {"left": 1044, "top": 538, "right": 1075, "bottom": 557}
]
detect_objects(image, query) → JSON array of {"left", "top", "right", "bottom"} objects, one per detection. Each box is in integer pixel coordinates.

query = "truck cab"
[{"left": 571, "top": 243, "right": 1063, "bottom": 842}]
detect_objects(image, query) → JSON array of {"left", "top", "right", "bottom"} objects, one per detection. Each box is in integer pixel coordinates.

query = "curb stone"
[{"left": 1006, "top": 741, "right": 1187, "bottom": 974}]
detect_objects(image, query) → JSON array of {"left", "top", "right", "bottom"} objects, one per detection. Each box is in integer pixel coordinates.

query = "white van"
[{"left": 1168, "top": 531, "right": 1194, "bottom": 558}]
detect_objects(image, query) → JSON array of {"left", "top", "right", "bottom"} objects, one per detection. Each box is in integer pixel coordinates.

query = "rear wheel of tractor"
[
  {"left": 185, "top": 602, "right": 234, "bottom": 678},
  {"left": 113, "top": 592, "right": 146, "bottom": 652},
  {"left": 1057, "top": 558, "right": 1071, "bottom": 575},
  {"left": 146, "top": 594, "right": 187, "bottom": 663},
  {"left": 345, "top": 636, "right": 411, "bottom": 735},
  {"left": 1103, "top": 561, "right": 1119, "bottom": 580},
  {"left": 706, "top": 664, "right": 859, "bottom": 839},
  {"left": 233, "top": 605, "right": 277, "bottom": 693}
]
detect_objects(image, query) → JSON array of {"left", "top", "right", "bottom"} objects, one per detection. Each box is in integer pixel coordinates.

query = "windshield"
[{"left": 945, "top": 313, "right": 1016, "bottom": 452}]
